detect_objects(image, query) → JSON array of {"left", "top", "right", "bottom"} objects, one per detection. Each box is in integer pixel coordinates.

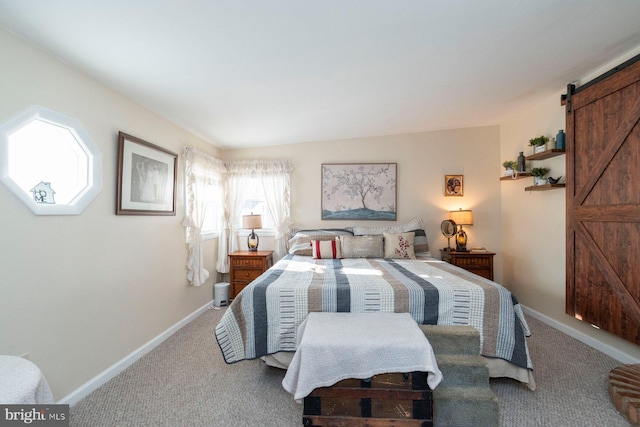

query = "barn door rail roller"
[{"left": 561, "top": 53, "right": 640, "bottom": 114}]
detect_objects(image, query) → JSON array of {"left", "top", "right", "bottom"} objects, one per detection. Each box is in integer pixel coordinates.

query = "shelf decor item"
[
  {"left": 547, "top": 176, "right": 562, "bottom": 184},
  {"left": 517, "top": 152, "right": 526, "bottom": 172},
  {"left": 529, "top": 135, "right": 550, "bottom": 154},
  {"left": 502, "top": 160, "right": 517, "bottom": 176},
  {"left": 555, "top": 130, "right": 566, "bottom": 149},
  {"left": 530, "top": 167, "right": 550, "bottom": 186}
]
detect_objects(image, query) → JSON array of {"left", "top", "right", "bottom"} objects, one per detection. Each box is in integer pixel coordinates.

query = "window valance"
[{"left": 225, "top": 159, "right": 293, "bottom": 175}]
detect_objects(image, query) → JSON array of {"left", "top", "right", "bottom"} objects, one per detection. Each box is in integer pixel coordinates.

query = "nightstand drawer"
[
  {"left": 233, "top": 268, "right": 263, "bottom": 282},
  {"left": 455, "top": 257, "right": 490, "bottom": 268},
  {"left": 232, "top": 257, "right": 266, "bottom": 268}
]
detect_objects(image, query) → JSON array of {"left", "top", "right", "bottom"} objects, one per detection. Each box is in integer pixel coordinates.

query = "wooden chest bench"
[
  {"left": 303, "top": 371, "right": 433, "bottom": 426},
  {"left": 282, "top": 312, "right": 441, "bottom": 427}
]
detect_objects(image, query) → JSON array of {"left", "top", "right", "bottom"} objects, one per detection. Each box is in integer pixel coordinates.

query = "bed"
[{"left": 215, "top": 221, "right": 535, "bottom": 390}]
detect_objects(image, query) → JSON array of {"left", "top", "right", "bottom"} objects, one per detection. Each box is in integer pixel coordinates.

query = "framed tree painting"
[
  {"left": 444, "top": 174, "right": 463, "bottom": 197},
  {"left": 116, "top": 132, "right": 177, "bottom": 215},
  {"left": 321, "top": 163, "right": 397, "bottom": 220}
]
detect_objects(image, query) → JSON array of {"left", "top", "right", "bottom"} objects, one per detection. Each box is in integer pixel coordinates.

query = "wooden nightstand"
[
  {"left": 229, "top": 251, "right": 274, "bottom": 298},
  {"left": 440, "top": 249, "right": 495, "bottom": 281}
]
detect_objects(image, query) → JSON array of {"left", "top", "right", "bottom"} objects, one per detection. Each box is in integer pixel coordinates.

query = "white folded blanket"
[
  {"left": 0, "top": 355, "right": 54, "bottom": 404},
  {"left": 282, "top": 312, "right": 442, "bottom": 401}
]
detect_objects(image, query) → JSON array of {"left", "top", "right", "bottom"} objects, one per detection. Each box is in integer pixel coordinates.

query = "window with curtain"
[
  {"left": 183, "top": 147, "right": 226, "bottom": 286},
  {"left": 200, "top": 171, "right": 225, "bottom": 236},
  {"left": 218, "top": 160, "right": 292, "bottom": 272},
  {"left": 236, "top": 176, "right": 276, "bottom": 229}
]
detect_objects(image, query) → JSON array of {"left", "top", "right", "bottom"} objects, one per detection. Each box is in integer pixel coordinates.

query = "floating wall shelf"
[
  {"left": 500, "top": 172, "right": 531, "bottom": 181},
  {"left": 525, "top": 183, "right": 566, "bottom": 191},
  {"left": 525, "top": 148, "right": 566, "bottom": 161}
]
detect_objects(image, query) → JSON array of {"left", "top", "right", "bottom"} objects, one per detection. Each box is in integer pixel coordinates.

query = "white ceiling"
[{"left": 1, "top": 1, "right": 639, "bottom": 149}]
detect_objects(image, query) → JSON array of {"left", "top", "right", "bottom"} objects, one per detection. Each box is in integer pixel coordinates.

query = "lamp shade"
[
  {"left": 242, "top": 214, "right": 262, "bottom": 230},
  {"left": 450, "top": 209, "right": 473, "bottom": 226}
]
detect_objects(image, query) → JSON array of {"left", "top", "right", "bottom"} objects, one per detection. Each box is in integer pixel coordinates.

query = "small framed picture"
[
  {"left": 444, "top": 175, "right": 463, "bottom": 197},
  {"left": 116, "top": 132, "right": 177, "bottom": 215}
]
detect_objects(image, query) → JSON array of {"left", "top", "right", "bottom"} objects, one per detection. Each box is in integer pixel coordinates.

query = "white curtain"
[
  {"left": 260, "top": 163, "right": 293, "bottom": 261},
  {"left": 219, "top": 160, "right": 293, "bottom": 266},
  {"left": 216, "top": 169, "right": 250, "bottom": 273},
  {"left": 216, "top": 205, "right": 231, "bottom": 274},
  {"left": 183, "top": 147, "right": 226, "bottom": 286}
]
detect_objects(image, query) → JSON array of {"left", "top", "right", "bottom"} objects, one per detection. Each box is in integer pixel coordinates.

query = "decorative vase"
[
  {"left": 556, "top": 130, "right": 566, "bottom": 149},
  {"left": 534, "top": 144, "right": 546, "bottom": 154},
  {"left": 517, "top": 152, "right": 526, "bottom": 172},
  {"left": 504, "top": 168, "right": 514, "bottom": 176}
]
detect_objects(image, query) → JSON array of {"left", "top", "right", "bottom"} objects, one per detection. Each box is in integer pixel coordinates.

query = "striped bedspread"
[{"left": 215, "top": 255, "right": 533, "bottom": 372}]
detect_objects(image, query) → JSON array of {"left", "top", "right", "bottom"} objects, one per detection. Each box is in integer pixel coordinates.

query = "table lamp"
[
  {"left": 242, "top": 214, "right": 262, "bottom": 252},
  {"left": 449, "top": 209, "right": 473, "bottom": 252}
]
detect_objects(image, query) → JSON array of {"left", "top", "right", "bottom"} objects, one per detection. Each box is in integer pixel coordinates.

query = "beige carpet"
[{"left": 71, "top": 307, "right": 632, "bottom": 426}]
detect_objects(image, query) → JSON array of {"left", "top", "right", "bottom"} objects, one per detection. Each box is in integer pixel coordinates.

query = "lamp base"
[
  {"left": 455, "top": 228, "right": 468, "bottom": 252},
  {"left": 247, "top": 230, "right": 259, "bottom": 252}
]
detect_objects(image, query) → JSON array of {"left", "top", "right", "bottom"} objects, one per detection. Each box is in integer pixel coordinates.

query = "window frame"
[
  {"left": 235, "top": 176, "right": 276, "bottom": 231},
  {"left": 0, "top": 105, "right": 103, "bottom": 215},
  {"left": 198, "top": 170, "right": 224, "bottom": 240}
]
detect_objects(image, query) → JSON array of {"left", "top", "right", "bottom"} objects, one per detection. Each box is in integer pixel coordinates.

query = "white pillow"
[
  {"left": 383, "top": 231, "right": 416, "bottom": 259},
  {"left": 311, "top": 238, "right": 342, "bottom": 259}
]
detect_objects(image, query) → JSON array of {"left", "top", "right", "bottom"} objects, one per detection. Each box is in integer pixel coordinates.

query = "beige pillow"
[
  {"left": 383, "top": 231, "right": 416, "bottom": 259},
  {"left": 339, "top": 235, "right": 384, "bottom": 258}
]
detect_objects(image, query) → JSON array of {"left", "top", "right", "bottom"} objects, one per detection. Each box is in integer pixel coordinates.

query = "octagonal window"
[{"left": 0, "top": 106, "right": 102, "bottom": 215}]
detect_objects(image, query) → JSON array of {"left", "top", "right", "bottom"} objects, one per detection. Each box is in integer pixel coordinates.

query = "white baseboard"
[
  {"left": 522, "top": 305, "right": 640, "bottom": 364},
  {"left": 59, "top": 301, "right": 214, "bottom": 406}
]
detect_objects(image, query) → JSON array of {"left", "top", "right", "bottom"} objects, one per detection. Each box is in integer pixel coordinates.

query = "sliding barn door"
[{"left": 565, "top": 56, "right": 640, "bottom": 345}]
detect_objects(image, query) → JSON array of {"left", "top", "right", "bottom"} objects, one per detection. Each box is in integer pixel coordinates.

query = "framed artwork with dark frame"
[
  {"left": 321, "top": 163, "right": 397, "bottom": 220},
  {"left": 444, "top": 174, "right": 464, "bottom": 197},
  {"left": 116, "top": 132, "right": 177, "bottom": 215}
]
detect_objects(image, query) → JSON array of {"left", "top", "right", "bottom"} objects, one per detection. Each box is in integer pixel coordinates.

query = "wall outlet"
[{"left": 19, "top": 352, "right": 29, "bottom": 360}]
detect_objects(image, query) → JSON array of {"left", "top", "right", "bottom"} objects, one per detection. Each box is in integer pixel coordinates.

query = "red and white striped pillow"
[{"left": 311, "top": 238, "right": 342, "bottom": 259}]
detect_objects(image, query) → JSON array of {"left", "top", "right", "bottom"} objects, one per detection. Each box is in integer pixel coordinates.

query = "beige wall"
[
  {"left": 499, "top": 90, "right": 566, "bottom": 300},
  {"left": 223, "top": 126, "right": 503, "bottom": 276},
  {"left": 499, "top": 47, "right": 640, "bottom": 361},
  {"left": 0, "top": 29, "right": 220, "bottom": 400}
]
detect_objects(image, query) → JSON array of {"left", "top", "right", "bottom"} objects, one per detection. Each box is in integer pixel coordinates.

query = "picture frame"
[
  {"left": 116, "top": 132, "right": 177, "bottom": 215},
  {"left": 321, "top": 163, "right": 397, "bottom": 220},
  {"left": 444, "top": 174, "right": 463, "bottom": 197}
]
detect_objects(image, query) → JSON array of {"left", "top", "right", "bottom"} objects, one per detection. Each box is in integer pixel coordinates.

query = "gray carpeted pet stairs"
[{"left": 420, "top": 325, "right": 499, "bottom": 427}]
